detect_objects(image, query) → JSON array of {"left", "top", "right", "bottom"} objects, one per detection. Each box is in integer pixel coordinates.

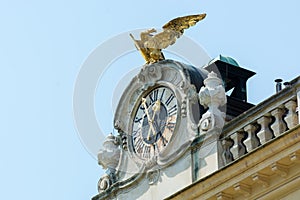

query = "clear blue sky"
[{"left": 1, "top": 1, "right": 299, "bottom": 199}]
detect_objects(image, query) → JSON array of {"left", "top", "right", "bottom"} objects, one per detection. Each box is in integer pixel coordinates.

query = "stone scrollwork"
[
  {"left": 109, "top": 60, "right": 209, "bottom": 195},
  {"left": 200, "top": 117, "right": 212, "bottom": 131},
  {"left": 97, "top": 133, "right": 121, "bottom": 192},
  {"left": 114, "top": 120, "right": 124, "bottom": 133},
  {"left": 138, "top": 64, "right": 162, "bottom": 87},
  {"left": 186, "top": 84, "right": 199, "bottom": 104},
  {"left": 98, "top": 173, "right": 112, "bottom": 193},
  {"left": 145, "top": 155, "right": 158, "bottom": 169},
  {"left": 180, "top": 80, "right": 186, "bottom": 89},
  {"left": 147, "top": 169, "right": 160, "bottom": 185},
  {"left": 181, "top": 84, "right": 198, "bottom": 118},
  {"left": 198, "top": 71, "right": 226, "bottom": 135}
]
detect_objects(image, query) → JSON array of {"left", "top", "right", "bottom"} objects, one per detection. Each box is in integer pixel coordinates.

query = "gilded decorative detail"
[{"left": 130, "top": 14, "right": 206, "bottom": 64}]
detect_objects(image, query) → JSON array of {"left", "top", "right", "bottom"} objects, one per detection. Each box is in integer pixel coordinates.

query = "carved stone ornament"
[
  {"left": 186, "top": 84, "right": 199, "bottom": 104},
  {"left": 145, "top": 155, "right": 158, "bottom": 169},
  {"left": 101, "top": 60, "right": 208, "bottom": 195},
  {"left": 98, "top": 173, "right": 112, "bottom": 193},
  {"left": 138, "top": 64, "right": 162, "bottom": 88},
  {"left": 114, "top": 120, "right": 124, "bottom": 133},
  {"left": 97, "top": 134, "right": 121, "bottom": 192},
  {"left": 147, "top": 169, "right": 160, "bottom": 185},
  {"left": 199, "top": 71, "right": 226, "bottom": 134},
  {"left": 97, "top": 133, "right": 121, "bottom": 170}
]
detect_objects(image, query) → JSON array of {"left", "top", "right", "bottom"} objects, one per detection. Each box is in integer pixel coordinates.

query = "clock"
[
  {"left": 130, "top": 86, "right": 178, "bottom": 160},
  {"left": 114, "top": 60, "right": 207, "bottom": 170}
]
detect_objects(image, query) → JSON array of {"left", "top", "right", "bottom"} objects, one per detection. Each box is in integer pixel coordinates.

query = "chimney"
[
  {"left": 203, "top": 55, "right": 256, "bottom": 119},
  {"left": 275, "top": 79, "right": 283, "bottom": 93}
]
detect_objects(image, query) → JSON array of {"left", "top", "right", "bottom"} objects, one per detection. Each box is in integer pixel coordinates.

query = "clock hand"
[
  {"left": 141, "top": 98, "right": 157, "bottom": 139},
  {"left": 141, "top": 98, "right": 151, "bottom": 120},
  {"left": 147, "top": 100, "right": 161, "bottom": 140}
]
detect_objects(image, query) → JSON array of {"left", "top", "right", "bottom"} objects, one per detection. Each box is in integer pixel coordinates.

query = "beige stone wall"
[{"left": 281, "top": 188, "right": 300, "bottom": 200}]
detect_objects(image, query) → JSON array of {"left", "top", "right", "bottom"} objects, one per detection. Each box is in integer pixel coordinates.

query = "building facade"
[{"left": 92, "top": 57, "right": 300, "bottom": 200}]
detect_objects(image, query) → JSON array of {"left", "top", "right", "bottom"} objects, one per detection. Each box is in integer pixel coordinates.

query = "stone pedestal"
[{"left": 192, "top": 71, "right": 226, "bottom": 181}]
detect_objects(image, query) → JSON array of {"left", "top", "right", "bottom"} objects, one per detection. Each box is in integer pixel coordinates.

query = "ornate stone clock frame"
[
  {"left": 114, "top": 59, "right": 207, "bottom": 172},
  {"left": 94, "top": 59, "right": 227, "bottom": 200}
]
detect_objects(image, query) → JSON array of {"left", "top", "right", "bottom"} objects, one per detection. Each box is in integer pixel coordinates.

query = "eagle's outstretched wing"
[{"left": 144, "top": 13, "right": 206, "bottom": 49}]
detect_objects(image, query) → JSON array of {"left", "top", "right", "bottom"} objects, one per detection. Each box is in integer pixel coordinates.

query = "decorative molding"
[
  {"left": 290, "top": 152, "right": 300, "bottom": 163},
  {"left": 138, "top": 64, "right": 162, "bottom": 87},
  {"left": 97, "top": 60, "right": 207, "bottom": 198},
  {"left": 114, "top": 120, "right": 125, "bottom": 133},
  {"left": 120, "top": 132, "right": 128, "bottom": 150},
  {"left": 97, "top": 174, "right": 112, "bottom": 193},
  {"left": 181, "top": 97, "right": 187, "bottom": 118},
  {"left": 271, "top": 162, "right": 288, "bottom": 178},
  {"left": 216, "top": 192, "right": 233, "bottom": 200},
  {"left": 145, "top": 156, "right": 158, "bottom": 169},
  {"left": 233, "top": 183, "right": 251, "bottom": 197},
  {"left": 147, "top": 169, "right": 160, "bottom": 185},
  {"left": 114, "top": 60, "right": 207, "bottom": 170},
  {"left": 186, "top": 84, "right": 199, "bottom": 103},
  {"left": 252, "top": 173, "right": 269, "bottom": 188}
]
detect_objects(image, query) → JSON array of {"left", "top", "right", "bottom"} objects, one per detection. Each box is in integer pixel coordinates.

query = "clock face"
[{"left": 131, "top": 86, "right": 178, "bottom": 160}]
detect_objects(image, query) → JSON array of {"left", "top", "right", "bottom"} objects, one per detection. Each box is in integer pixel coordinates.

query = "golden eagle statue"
[{"left": 130, "top": 13, "right": 206, "bottom": 64}]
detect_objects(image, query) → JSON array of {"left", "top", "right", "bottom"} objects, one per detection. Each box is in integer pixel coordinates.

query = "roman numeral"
[
  {"left": 143, "top": 146, "right": 151, "bottom": 159},
  {"left": 161, "top": 135, "right": 168, "bottom": 146},
  {"left": 160, "top": 88, "right": 165, "bottom": 101},
  {"left": 152, "top": 143, "right": 160, "bottom": 153},
  {"left": 140, "top": 102, "right": 148, "bottom": 111},
  {"left": 165, "top": 94, "right": 175, "bottom": 106},
  {"left": 134, "top": 116, "right": 143, "bottom": 123},
  {"left": 135, "top": 137, "right": 144, "bottom": 152},
  {"left": 132, "top": 127, "right": 141, "bottom": 137},
  {"left": 149, "top": 89, "right": 159, "bottom": 104},
  {"left": 168, "top": 105, "right": 177, "bottom": 116},
  {"left": 134, "top": 137, "right": 143, "bottom": 146}
]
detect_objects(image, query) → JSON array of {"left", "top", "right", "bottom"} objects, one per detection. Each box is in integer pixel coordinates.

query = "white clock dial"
[{"left": 131, "top": 86, "right": 178, "bottom": 160}]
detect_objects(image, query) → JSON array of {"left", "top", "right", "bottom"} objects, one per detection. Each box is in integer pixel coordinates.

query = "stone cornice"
[{"left": 165, "top": 125, "right": 300, "bottom": 200}]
